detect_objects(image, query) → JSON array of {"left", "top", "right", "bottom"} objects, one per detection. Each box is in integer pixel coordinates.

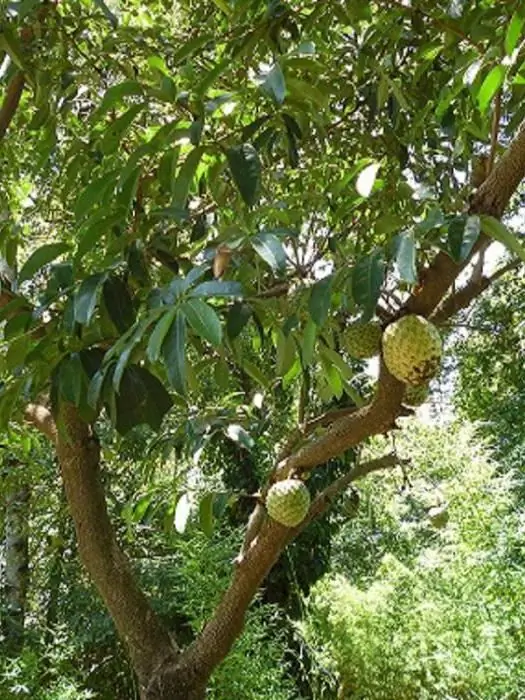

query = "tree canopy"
[{"left": 1, "top": 1, "right": 525, "bottom": 698}]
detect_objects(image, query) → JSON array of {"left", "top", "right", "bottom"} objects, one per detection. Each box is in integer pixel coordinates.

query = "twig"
[
  {"left": 298, "top": 454, "right": 401, "bottom": 529},
  {"left": 432, "top": 258, "right": 520, "bottom": 325},
  {"left": 0, "top": 72, "right": 25, "bottom": 141}
]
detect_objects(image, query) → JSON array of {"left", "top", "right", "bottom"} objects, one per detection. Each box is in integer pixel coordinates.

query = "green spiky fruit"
[
  {"left": 344, "top": 320, "right": 382, "bottom": 359},
  {"left": 382, "top": 315, "right": 442, "bottom": 386},
  {"left": 404, "top": 383, "right": 430, "bottom": 407},
  {"left": 266, "top": 479, "right": 311, "bottom": 527}
]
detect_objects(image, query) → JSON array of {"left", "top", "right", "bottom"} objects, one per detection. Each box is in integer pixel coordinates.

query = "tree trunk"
[{"left": 2, "top": 478, "right": 30, "bottom": 653}]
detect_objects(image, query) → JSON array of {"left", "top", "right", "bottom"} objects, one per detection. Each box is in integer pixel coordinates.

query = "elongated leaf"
[
  {"left": 309, "top": 275, "right": 333, "bottom": 326},
  {"left": 147, "top": 308, "right": 177, "bottom": 363},
  {"left": 103, "top": 275, "right": 135, "bottom": 332},
  {"left": 91, "top": 81, "right": 144, "bottom": 124},
  {"left": 226, "top": 144, "right": 261, "bottom": 206},
  {"left": 173, "top": 147, "right": 204, "bottom": 208},
  {"left": 301, "top": 319, "right": 317, "bottom": 367},
  {"left": 505, "top": 11, "right": 524, "bottom": 55},
  {"left": 182, "top": 298, "right": 222, "bottom": 347},
  {"left": 262, "top": 63, "right": 286, "bottom": 104},
  {"left": 18, "top": 243, "right": 69, "bottom": 283},
  {"left": 276, "top": 329, "right": 296, "bottom": 376},
  {"left": 173, "top": 34, "right": 214, "bottom": 64},
  {"left": 112, "top": 318, "right": 152, "bottom": 391},
  {"left": 480, "top": 216, "right": 525, "bottom": 262},
  {"left": 252, "top": 233, "right": 287, "bottom": 271},
  {"left": 478, "top": 65, "right": 506, "bottom": 113},
  {"left": 226, "top": 302, "right": 252, "bottom": 339},
  {"left": 113, "top": 365, "right": 173, "bottom": 434},
  {"left": 100, "top": 104, "right": 144, "bottom": 155},
  {"left": 395, "top": 232, "right": 417, "bottom": 283},
  {"left": 352, "top": 251, "right": 385, "bottom": 321},
  {"left": 190, "top": 280, "right": 243, "bottom": 298},
  {"left": 448, "top": 215, "right": 480, "bottom": 263},
  {"left": 163, "top": 311, "right": 187, "bottom": 394},
  {"left": 75, "top": 171, "right": 118, "bottom": 221},
  {"left": 242, "top": 359, "right": 270, "bottom": 388},
  {"left": 74, "top": 273, "right": 107, "bottom": 325}
]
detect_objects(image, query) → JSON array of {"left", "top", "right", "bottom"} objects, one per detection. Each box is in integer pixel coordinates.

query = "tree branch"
[
  {"left": 432, "top": 258, "right": 521, "bottom": 325},
  {"left": 55, "top": 405, "right": 177, "bottom": 685},
  {"left": 24, "top": 403, "right": 57, "bottom": 443},
  {"left": 301, "top": 454, "right": 400, "bottom": 527},
  {"left": 0, "top": 72, "right": 25, "bottom": 141}
]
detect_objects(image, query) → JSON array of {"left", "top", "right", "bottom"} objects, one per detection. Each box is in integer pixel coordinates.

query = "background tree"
[{"left": 1, "top": 1, "right": 525, "bottom": 697}]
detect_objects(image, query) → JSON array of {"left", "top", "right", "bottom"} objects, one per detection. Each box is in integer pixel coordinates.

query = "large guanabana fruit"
[
  {"left": 382, "top": 315, "right": 442, "bottom": 385},
  {"left": 344, "top": 320, "right": 382, "bottom": 359},
  {"left": 404, "top": 383, "right": 430, "bottom": 406},
  {"left": 266, "top": 479, "right": 311, "bottom": 527}
]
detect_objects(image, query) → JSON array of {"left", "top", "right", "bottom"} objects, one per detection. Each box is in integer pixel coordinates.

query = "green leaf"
[
  {"left": 190, "top": 280, "right": 243, "bottom": 298},
  {"left": 199, "top": 492, "right": 215, "bottom": 537},
  {"left": 57, "top": 354, "right": 84, "bottom": 406},
  {"left": 91, "top": 81, "right": 144, "bottom": 124},
  {"left": 448, "top": 215, "right": 480, "bottom": 263},
  {"left": 196, "top": 58, "right": 231, "bottom": 95},
  {"left": 395, "top": 232, "right": 417, "bottom": 283},
  {"left": 173, "top": 147, "right": 204, "bottom": 208},
  {"left": 226, "top": 144, "right": 261, "bottom": 206},
  {"left": 276, "top": 329, "right": 296, "bottom": 376},
  {"left": 103, "top": 276, "right": 135, "bottom": 333},
  {"left": 242, "top": 359, "right": 270, "bottom": 388},
  {"left": 352, "top": 251, "right": 385, "bottom": 321},
  {"left": 505, "top": 11, "right": 524, "bottom": 55},
  {"left": 226, "top": 302, "right": 252, "bottom": 339},
  {"left": 309, "top": 275, "right": 333, "bottom": 326},
  {"left": 478, "top": 65, "right": 506, "bottom": 113},
  {"left": 480, "top": 216, "right": 525, "bottom": 262},
  {"left": 18, "top": 243, "right": 69, "bottom": 283},
  {"left": 147, "top": 308, "right": 177, "bottom": 363},
  {"left": 301, "top": 319, "right": 317, "bottom": 367},
  {"left": 74, "top": 171, "right": 118, "bottom": 221},
  {"left": 99, "top": 104, "right": 144, "bottom": 155},
  {"left": 74, "top": 273, "right": 107, "bottom": 325},
  {"left": 163, "top": 311, "right": 187, "bottom": 394},
  {"left": 262, "top": 63, "right": 286, "bottom": 104},
  {"left": 182, "top": 298, "right": 222, "bottom": 347},
  {"left": 252, "top": 233, "right": 287, "bottom": 271},
  {"left": 112, "top": 365, "right": 173, "bottom": 434},
  {"left": 172, "top": 34, "right": 214, "bottom": 64}
]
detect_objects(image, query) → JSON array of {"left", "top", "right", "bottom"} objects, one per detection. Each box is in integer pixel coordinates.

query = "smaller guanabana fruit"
[
  {"left": 266, "top": 479, "right": 311, "bottom": 527},
  {"left": 382, "top": 315, "right": 442, "bottom": 386},
  {"left": 344, "top": 320, "right": 382, "bottom": 359},
  {"left": 404, "top": 383, "right": 430, "bottom": 407}
]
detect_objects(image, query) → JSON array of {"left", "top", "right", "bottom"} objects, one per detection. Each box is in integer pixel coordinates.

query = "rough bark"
[
  {"left": 2, "top": 464, "right": 30, "bottom": 653},
  {"left": 53, "top": 405, "right": 178, "bottom": 685}
]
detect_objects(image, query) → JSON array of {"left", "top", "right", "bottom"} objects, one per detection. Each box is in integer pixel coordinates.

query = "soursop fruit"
[
  {"left": 404, "top": 383, "right": 430, "bottom": 407},
  {"left": 344, "top": 320, "right": 382, "bottom": 359},
  {"left": 382, "top": 315, "right": 442, "bottom": 385},
  {"left": 266, "top": 479, "right": 311, "bottom": 527}
]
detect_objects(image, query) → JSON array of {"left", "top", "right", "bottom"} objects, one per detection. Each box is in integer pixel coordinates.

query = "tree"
[{"left": 1, "top": 1, "right": 525, "bottom": 697}]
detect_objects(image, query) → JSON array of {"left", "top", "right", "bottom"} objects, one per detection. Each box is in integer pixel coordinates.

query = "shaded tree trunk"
[{"left": 2, "top": 477, "right": 30, "bottom": 653}]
